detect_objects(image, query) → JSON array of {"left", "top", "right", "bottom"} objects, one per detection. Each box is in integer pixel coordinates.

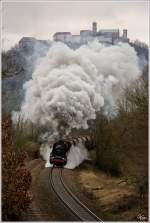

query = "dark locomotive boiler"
[{"left": 50, "top": 139, "right": 71, "bottom": 167}]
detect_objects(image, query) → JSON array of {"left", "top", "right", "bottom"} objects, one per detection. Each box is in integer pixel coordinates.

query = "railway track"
[{"left": 49, "top": 167, "right": 103, "bottom": 221}]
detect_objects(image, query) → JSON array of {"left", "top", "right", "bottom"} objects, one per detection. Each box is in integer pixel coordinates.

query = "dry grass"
[
  {"left": 79, "top": 160, "right": 148, "bottom": 221},
  {"left": 93, "top": 78, "right": 148, "bottom": 199}
]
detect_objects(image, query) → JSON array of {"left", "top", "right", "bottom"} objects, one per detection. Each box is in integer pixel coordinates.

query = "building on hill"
[
  {"left": 53, "top": 32, "right": 72, "bottom": 42},
  {"left": 53, "top": 22, "right": 130, "bottom": 45},
  {"left": 92, "top": 22, "right": 97, "bottom": 36}
]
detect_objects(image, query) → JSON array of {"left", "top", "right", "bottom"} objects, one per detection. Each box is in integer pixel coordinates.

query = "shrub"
[
  {"left": 11, "top": 116, "right": 47, "bottom": 158},
  {"left": 94, "top": 77, "right": 148, "bottom": 179},
  {"left": 94, "top": 113, "right": 121, "bottom": 176},
  {"left": 2, "top": 118, "right": 32, "bottom": 221}
]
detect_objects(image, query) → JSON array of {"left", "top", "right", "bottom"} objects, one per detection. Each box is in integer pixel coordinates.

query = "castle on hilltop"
[{"left": 53, "top": 22, "right": 129, "bottom": 45}]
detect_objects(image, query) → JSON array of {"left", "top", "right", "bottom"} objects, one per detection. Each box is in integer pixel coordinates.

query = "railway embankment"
[
  {"left": 23, "top": 155, "right": 147, "bottom": 222},
  {"left": 75, "top": 160, "right": 148, "bottom": 221}
]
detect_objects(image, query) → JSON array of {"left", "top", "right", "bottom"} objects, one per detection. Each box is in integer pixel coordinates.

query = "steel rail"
[
  {"left": 60, "top": 169, "right": 102, "bottom": 221},
  {"left": 49, "top": 167, "right": 103, "bottom": 221},
  {"left": 50, "top": 167, "right": 83, "bottom": 220}
]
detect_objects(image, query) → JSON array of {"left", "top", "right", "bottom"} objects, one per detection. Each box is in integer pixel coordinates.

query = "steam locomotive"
[
  {"left": 50, "top": 136, "right": 95, "bottom": 167},
  {"left": 50, "top": 139, "right": 71, "bottom": 167}
]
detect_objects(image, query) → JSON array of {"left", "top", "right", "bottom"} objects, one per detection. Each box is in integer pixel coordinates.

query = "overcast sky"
[{"left": 2, "top": 0, "right": 149, "bottom": 50}]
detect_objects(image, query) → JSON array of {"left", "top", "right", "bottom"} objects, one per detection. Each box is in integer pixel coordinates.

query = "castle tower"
[
  {"left": 92, "top": 22, "right": 97, "bottom": 36},
  {"left": 123, "top": 29, "right": 127, "bottom": 38}
]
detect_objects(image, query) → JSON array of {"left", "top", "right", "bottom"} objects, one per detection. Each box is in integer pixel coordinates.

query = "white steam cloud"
[
  {"left": 19, "top": 41, "right": 140, "bottom": 131},
  {"left": 14, "top": 41, "right": 140, "bottom": 168},
  {"left": 65, "top": 142, "right": 89, "bottom": 169}
]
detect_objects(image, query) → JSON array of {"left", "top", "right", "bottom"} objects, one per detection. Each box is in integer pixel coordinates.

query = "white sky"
[{"left": 2, "top": 0, "right": 149, "bottom": 50}]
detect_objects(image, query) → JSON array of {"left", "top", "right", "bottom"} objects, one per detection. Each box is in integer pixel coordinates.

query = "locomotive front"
[{"left": 50, "top": 140, "right": 71, "bottom": 167}]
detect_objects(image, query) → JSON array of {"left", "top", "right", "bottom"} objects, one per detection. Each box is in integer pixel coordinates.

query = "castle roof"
[
  {"left": 99, "top": 29, "right": 119, "bottom": 33},
  {"left": 53, "top": 32, "right": 71, "bottom": 36}
]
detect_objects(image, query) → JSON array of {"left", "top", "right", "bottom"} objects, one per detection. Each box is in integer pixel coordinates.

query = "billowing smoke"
[
  {"left": 40, "top": 143, "right": 53, "bottom": 168},
  {"left": 65, "top": 142, "right": 89, "bottom": 169},
  {"left": 13, "top": 41, "right": 140, "bottom": 168},
  {"left": 18, "top": 41, "right": 140, "bottom": 129}
]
